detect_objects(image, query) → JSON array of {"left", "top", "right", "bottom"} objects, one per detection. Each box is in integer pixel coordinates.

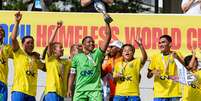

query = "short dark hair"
[
  {"left": 82, "top": 36, "right": 93, "bottom": 44},
  {"left": 160, "top": 35, "right": 172, "bottom": 43},
  {"left": 184, "top": 55, "right": 198, "bottom": 66},
  {"left": 21, "top": 36, "right": 34, "bottom": 44},
  {"left": 122, "top": 44, "right": 135, "bottom": 52}
]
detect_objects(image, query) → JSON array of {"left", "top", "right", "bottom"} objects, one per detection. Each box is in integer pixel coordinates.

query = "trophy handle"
[{"left": 104, "top": 14, "right": 113, "bottom": 24}]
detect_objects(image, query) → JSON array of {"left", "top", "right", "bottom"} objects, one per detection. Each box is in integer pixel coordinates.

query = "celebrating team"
[{"left": 0, "top": 11, "right": 200, "bottom": 101}]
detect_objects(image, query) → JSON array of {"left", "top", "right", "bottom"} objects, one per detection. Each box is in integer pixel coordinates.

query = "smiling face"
[
  {"left": 109, "top": 46, "right": 121, "bottom": 57},
  {"left": 122, "top": 45, "right": 135, "bottom": 62},
  {"left": 22, "top": 37, "right": 34, "bottom": 54},
  {"left": 53, "top": 43, "right": 64, "bottom": 58},
  {"left": 159, "top": 37, "right": 171, "bottom": 53},
  {"left": 82, "top": 37, "right": 95, "bottom": 52}
]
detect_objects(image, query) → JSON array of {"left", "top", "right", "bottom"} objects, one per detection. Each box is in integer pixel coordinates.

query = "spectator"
[
  {"left": 80, "top": 0, "right": 113, "bottom": 12},
  {"left": 23, "top": 0, "right": 53, "bottom": 11},
  {"left": 181, "top": 0, "right": 201, "bottom": 14}
]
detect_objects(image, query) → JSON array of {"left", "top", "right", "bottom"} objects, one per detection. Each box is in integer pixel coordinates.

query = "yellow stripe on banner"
[{"left": 1, "top": 11, "right": 201, "bottom": 60}]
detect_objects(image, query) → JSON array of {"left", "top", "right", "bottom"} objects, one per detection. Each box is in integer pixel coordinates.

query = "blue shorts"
[
  {"left": 154, "top": 97, "right": 181, "bottom": 101},
  {"left": 11, "top": 91, "right": 36, "bottom": 101},
  {"left": 113, "top": 96, "right": 141, "bottom": 101},
  {"left": 0, "top": 81, "right": 7, "bottom": 101},
  {"left": 44, "top": 92, "right": 64, "bottom": 101}
]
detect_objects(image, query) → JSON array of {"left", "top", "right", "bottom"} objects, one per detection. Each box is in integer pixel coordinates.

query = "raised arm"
[
  {"left": 135, "top": 36, "right": 147, "bottom": 65},
  {"left": 173, "top": 51, "right": 185, "bottom": 66},
  {"left": 47, "top": 21, "right": 62, "bottom": 56},
  {"left": 23, "top": 0, "right": 33, "bottom": 4},
  {"left": 99, "top": 22, "right": 111, "bottom": 52},
  {"left": 12, "top": 11, "right": 22, "bottom": 51},
  {"left": 187, "top": 50, "right": 196, "bottom": 70},
  {"left": 103, "top": 0, "right": 113, "bottom": 5},
  {"left": 181, "top": 0, "right": 195, "bottom": 13},
  {"left": 80, "top": 0, "right": 92, "bottom": 7}
]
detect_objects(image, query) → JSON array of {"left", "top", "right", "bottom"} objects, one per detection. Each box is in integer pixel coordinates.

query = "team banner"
[{"left": 0, "top": 11, "right": 201, "bottom": 59}]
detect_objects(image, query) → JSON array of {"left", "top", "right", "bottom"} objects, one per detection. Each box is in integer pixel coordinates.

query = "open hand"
[{"left": 67, "top": 90, "right": 72, "bottom": 97}]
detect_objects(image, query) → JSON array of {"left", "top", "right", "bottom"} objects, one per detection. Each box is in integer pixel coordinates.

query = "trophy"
[{"left": 94, "top": 1, "right": 113, "bottom": 23}]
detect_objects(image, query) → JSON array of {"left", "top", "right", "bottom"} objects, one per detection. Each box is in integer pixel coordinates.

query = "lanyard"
[
  {"left": 23, "top": 50, "right": 34, "bottom": 73},
  {"left": 86, "top": 53, "right": 96, "bottom": 66},
  {"left": 28, "top": 55, "right": 34, "bottom": 72},
  {"left": 59, "top": 61, "right": 64, "bottom": 79},
  {"left": 120, "top": 61, "right": 129, "bottom": 75},
  {"left": 161, "top": 53, "right": 172, "bottom": 75}
]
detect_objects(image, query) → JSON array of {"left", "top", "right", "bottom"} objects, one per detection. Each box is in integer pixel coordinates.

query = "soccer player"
[
  {"left": 0, "top": 26, "right": 13, "bottom": 101},
  {"left": 147, "top": 35, "right": 183, "bottom": 101},
  {"left": 182, "top": 51, "right": 201, "bottom": 101},
  {"left": 11, "top": 11, "right": 45, "bottom": 101},
  {"left": 113, "top": 37, "right": 147, "bottom": 101},
  {"left": 67, "top": 18, "right": 112, "bottom": 101},
  {"left": 43, "top": 21, "right": 71, "bottom": 101}
]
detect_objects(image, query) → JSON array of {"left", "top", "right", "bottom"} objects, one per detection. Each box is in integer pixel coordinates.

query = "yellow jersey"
[
  {"left": 12, "top": 48, "right": 43, "bottom": 96},
  {"left": 182, "top": 70, "right": 201, "bottom": 101},
  {"left": 45, "top": 55, "right": 71, "bottom": 97},
  {"left": 149, "top": 52, "right": 182, "bottom": 98},
  {"left": 0, "top": 44, "right": 13, "bottom": 85},
  {"left": 113, "top": 58, "right": 142, "bottom": 96}
]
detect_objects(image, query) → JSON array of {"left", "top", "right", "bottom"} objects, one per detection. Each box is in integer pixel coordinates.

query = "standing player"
[
  {"left": 147, "top": 35, "right": 183, "bottom": 101},
  {"left": 43, "top": 21, "right": 71, "bottom": 101},
  {"left": 67, "top": 18, "right": 112, "bottom": 101},
  {"left": 11, "top": 11, "right": 45, "bottom": 101},
  {"left": 0, "top": 26, "right": 13, "bottom": 101},
  {"left": 182, "top": 51, "right": 201, "bottom": 101},
  {"left": 113, "top": 37, "right": 147, "bottom": 101}
]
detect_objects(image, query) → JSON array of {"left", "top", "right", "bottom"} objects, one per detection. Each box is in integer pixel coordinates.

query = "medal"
[
  {"left": 160, "top": 75, "right": 169, "bottom": 80},
  {"left": 26, "top": 53, "right": 35, "bottom": 77},
  {"left": 160, "top": 53, "right": 172, "bottom": 80},
  {"left": 86, "top": 53, "right": 96, "bottom": 67}
]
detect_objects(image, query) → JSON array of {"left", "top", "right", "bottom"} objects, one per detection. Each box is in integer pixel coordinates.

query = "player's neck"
[
  {"left": 123, "top": 57, "right": 134, "bottom": 62},
  {"left": 162, "top": 50, "right": 171, "bottom": 55},
  {"left": 83, "top": 50, "right": 90, "bottom": 55},
  {"left": 115, "top": 52, "right": 121, "bottom": 58}
]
